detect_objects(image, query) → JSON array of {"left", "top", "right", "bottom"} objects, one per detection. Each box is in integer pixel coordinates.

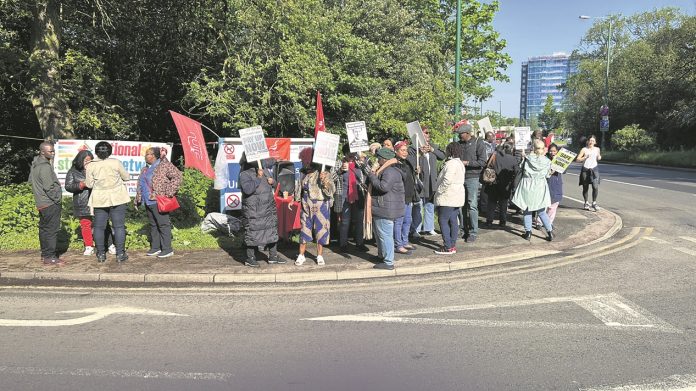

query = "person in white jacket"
[{"left": 433, "top": 142, "right": 466, "bottom": 255}]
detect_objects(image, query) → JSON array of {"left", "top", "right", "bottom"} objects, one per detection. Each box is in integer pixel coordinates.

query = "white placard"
[
  {"left": 549, "top": 148, "right": 578, "bottom": 174},
  {"left": 406, "top": 120, "right": 426, "bottom": 147},
  {"left": 313, "top": 132, "right": 340, "bottom": 167},
  {"left": 346, "top": 121, "right": 370, "bottom": 153},
  {"left": 514, "top": 127, "right": 531, "bottom": 150},
  {"left": 477, "top": 117, "right": 494, "bottom": 138},
  {"left": 238, "top": 126, "right": 269, "bottom": 163}
]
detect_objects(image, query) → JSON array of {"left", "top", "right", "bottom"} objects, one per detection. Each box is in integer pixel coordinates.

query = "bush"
[{"left": 612, "top": 124, "right": 655, "bottom": 152}]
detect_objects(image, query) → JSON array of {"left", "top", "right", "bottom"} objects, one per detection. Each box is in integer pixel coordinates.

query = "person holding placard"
[
  {"left": 511, "top": 139, "right": 554, "bottom": 241},
  {"left": 239, "top": 153, "right": 281, "bottom": 267},
  {"left": 409, "top": 126, "right": 444, "bottom": 238},
  {"left": 294, "top": 148, "right": 336, "bottom": 266},
  {"left": 576, "top": 135, "right": 602, "bottom": 212},
  {"left": 544, "top": 144, "right": 563, "bottom": 225}
]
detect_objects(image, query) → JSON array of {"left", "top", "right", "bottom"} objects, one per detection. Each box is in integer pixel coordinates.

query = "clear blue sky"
[{"left": 482, "top": 0, "right": 696, "bottom": 118}]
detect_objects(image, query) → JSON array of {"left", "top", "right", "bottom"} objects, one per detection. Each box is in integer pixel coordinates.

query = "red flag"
[
  {"left": 314, "top": 91, "right": 325, "bottom": 138},
  {"left": 169, "top": 111, "right": 215, "bottom": 179}
]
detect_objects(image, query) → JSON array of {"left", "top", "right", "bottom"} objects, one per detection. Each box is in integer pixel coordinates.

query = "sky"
[{"left": 482, "top": 0, "right": 696, "bottom": 118}]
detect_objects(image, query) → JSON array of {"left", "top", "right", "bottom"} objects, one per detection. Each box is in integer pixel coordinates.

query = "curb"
[{"left": 0, "top": 211, "right": 623, "bottom": 285}]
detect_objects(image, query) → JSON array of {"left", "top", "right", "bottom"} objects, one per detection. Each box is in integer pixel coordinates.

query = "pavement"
[{"left": 0, "top": 203, "right": 621, "bottom": 284}]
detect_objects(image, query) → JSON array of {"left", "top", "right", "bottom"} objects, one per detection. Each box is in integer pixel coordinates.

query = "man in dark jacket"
[
  {"left": 29, "top": 141, "right": 65, "bottom": 266},
  {"left": 409, "top": 126, "right": 444, "bottom": 237},
  {"left": 483, "top": 142, "right": 519, "bottom": 227},
  {"left": 455, "top": 123, "right": 487, "bottom": 242},
  {"left": 334, "top": 144, "right": 368, "bottom": 251},
  {"left": 366, "top": 148, "right": 404, "bottom": 270}
]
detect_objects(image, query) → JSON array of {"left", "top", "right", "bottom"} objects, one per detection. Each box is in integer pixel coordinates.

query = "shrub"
[{"left": 612, "top": 124, "right": 655, "bottom": 152}]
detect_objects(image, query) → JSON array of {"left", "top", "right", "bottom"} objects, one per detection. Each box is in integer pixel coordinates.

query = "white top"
[
  {"left": 582, "top": 147, "right": 599, "bottom": 169},
  {"left": 434, "top": 158, "right": 466, "bottom": 207}
]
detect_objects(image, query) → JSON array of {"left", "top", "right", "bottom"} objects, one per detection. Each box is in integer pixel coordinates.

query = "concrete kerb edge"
[{"left": 0, "top": 208, "right": 623, "bottom": 285}]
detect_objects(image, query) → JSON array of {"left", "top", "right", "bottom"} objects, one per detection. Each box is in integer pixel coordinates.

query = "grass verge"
[{"left": 602, "top": 149, "right": 696, "bottom": 169}]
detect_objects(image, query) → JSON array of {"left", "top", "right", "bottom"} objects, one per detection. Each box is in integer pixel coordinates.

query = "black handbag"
[{"left": 513, "top": 158, "right": 527, "bottom": 190}]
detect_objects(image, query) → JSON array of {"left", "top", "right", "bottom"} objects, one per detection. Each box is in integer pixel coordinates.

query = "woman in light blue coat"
[{"left": 511, "top": 139, "right": 554, "bottom": 241}]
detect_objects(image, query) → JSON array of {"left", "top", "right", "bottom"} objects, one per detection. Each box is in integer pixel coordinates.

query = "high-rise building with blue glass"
[{"left": 519, "top": 53, "right": 578, "bottom": 122}]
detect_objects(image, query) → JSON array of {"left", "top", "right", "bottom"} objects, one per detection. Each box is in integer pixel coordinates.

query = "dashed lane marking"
[
  {"left": 644, "top": 236, "right": 696, "bottom": 256},
  {"left": 680, "top": 236, "right": 696, "bottom": 244},
  {"left": 565, "top": 173, "right": 656, "bottom": 189},
  {"left": 581, "top": 373, "right": 696, "bottom": 391},
  {"left": 0, "top": 366, "right": 231, "bottom": 381}
]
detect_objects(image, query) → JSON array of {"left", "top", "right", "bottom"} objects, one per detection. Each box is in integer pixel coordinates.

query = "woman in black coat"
[
  {"left": 484, "top": 142, "right": 519, "bottom": 227},
  {"left": 65, "top": 150, "right": 114, "bottom": 256},
  {"left": 239, "top": 153, "right": 281, "bottom": 267}
]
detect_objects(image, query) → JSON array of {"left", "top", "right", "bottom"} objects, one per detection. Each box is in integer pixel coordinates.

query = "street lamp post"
[
  {"left": 579, "top": 14, "right": 613, "bottom": 151},
  {"left": 454, "top": 0, "right": 462, "bottom": 120},
  {"left": 498, "top": 100, "right": 502, "bottom": 125}
]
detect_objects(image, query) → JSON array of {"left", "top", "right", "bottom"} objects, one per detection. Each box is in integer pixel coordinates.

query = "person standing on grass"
[
  {"left": 135, "top": 147, "right": 182, "bottom": 259},
  {"left": 29, "top": 141, "right": 65, "bottom": 266},
  {"left": 85, "top": 141, "right": 131, "bottom": 263},
  {"left": 433, "top": 142, "right": 466, "bottom": 255},
  {"left": 576, "top": 135, "right": 602, "bottom": 211}
]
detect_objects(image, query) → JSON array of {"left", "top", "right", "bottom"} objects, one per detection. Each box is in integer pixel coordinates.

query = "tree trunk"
[{"left": 30, "top": 0, "right": 73, "bottom": 140}]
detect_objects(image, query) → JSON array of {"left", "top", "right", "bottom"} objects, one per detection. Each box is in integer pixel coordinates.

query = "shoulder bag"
[{"left": 479, "top": 152, "right": 497, "bottom": 185}]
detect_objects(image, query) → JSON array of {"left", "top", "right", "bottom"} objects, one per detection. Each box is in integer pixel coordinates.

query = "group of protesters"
[
  {"left": 29, "top": 123, "right": 601, "bottom": 269},
  {"left": 238, "top": 123, "right": 602, "bottom": 271}
]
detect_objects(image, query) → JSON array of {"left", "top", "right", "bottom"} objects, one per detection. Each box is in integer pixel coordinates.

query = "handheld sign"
[
  {"left": 514, "top": 127, "right": 531, "bottom": 151},
  {"left": 550, "top": 147, "right": 578, "bottom": 174},
  {"left": 477, "top": 117, "right": 494, "bottom": 139},
  {"left": 407, "top": 120, "right": 426, "bottom": 170},
  {"left": 239, "top": 126, "right": 269, "bottom": 168},
  {"left": 346, "top": 121, "right": 370, "bottom": 153},
  {"left": 313, "top": 132, "right": 340, "bottom": 169}
]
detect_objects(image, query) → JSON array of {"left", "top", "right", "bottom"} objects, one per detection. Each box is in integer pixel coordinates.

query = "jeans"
[
  {"left": 393, "top": 203, "right": 412, "bottom": 248},
  {"left": 410, "top": 200, "right": 422, "bottom": 235},
  {"left": 339, "top": 200, "right": 364, "bottom": 246},
  {"left": 412, "top": 198, "right": 435, "bottom": 233},
  {"left": 145, "top": 203, "right": 173, "bottom": 253},
  {"left": 38, "top": 203, "right": 61, "bottom": 259},
  {"left": 461, "top": 178, "right": 479, "bottom": 236},
  {"left": 94, "top": 203, "right": 127, "bottom": 256},
  {"left": 438, "top": 206, "right": 460, "bottom": 249},
  {"left": 523, "top": 208, "right": 552, "bottom": 232},
  {"left": 374, "top": 217, "right": 395, "bottom": 265}
]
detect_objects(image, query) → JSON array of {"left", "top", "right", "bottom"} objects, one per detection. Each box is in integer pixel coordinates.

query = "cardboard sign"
[
  {"left": 313, "top": 132, "right": 340, "bottom": 167},
  {"left": 550, "top": 148, "right": 578, "bottom": 174},
  {"left": 477, "top": 117, "right": 494, "bottom": 138},
  {"left": 514, "top": 127, "right": 531, "bottom": 150},
  {"left": 346, "top": 121, "right": 369, "bottom": 153},
  {"left": 406, "top": 120, "right": 426, "bottom": 147},
  {"left": 238, "top": 126, "right": 269, "bottom": 163},
  {"left": 54, "top": 139, "right": 172, "bottom": 197}
]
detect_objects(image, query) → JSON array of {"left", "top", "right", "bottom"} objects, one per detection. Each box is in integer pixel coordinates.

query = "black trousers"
[
  {"left": 145, "top": 203, "right": 173, "bottom": 253},
  {"left": 247, "top": 243, "right": 278, "bottom": 261},
  {"left": 38, "top": 203, "right": 62, "bottom": 259}
]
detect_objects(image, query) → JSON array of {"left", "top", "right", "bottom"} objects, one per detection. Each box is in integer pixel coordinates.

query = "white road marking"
[
  {"left": 0, "top": 366, "right": 231, "bottom": 381},
  {"left": 666, "top": 181, "right": 696, "bottom": 187},
  {"left": 306, "top": 293, "right": 680, "bottom": 333},
  {"left": 564, "top": 172, "right": 655, "bottom": 188},
  {"left": 0, "top": 305, "right": 187, "bottom": 327},
  {"left": 563, "top": 195, "right": 586, "bottom": 204},
  {"left": 644, "top": 237, "right": 696, "bottom": 256},
  {"left": 674, "top": 247, "right": 696, "bottom": 257},
  {"left": 644, "top": 236, "right": 670, "bottom": 244},
  {"left": 581, "top": 373, "right": 696, "bottom": 391},
  {"left": 680, "top": 236, "right": 696, "bottom": 244}
]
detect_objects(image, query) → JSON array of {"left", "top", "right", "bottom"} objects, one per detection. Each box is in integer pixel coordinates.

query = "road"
[{"left": 1, "top": 162, "right": 695, "bottom": 391}]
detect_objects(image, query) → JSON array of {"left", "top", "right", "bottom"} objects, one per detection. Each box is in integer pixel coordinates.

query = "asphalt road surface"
[{"left": 1, "top": 162, "right": 695, "bottom": 391}]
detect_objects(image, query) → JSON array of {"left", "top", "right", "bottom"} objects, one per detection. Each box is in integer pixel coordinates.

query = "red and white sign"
[
  {"left": 225, "top": 192, "right": 242, "bottom": 210},
  {"left": 266, "top": 138, "right": 291, "bottom": 161}
]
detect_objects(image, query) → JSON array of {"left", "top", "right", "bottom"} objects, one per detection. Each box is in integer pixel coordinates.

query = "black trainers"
[
  {"left": 245, "top": 259, "right": 260, "bottom": 267},
  {"left": 373, "top": 262, "right": 394, "bottom": 270},
  {"left": 546, "top": 230, "right": 554, "bottom": 242},
  {"left": 117, "top": 253, "right": 129, "bottom": 263},
  {"left": 522, "top": 231, "right": 532, "bottom": 240},
  {"left": 267, "top": 257, "right": 286, "bottom": 264},
  {"left": 96, "top": 253, "right": 107, "bottom": 263},
  {"left": 466, "top": 235, "right": 477, "bottom": 243},
  {"left": 355, "top": 244, "right": 370, "bottom": 252}
]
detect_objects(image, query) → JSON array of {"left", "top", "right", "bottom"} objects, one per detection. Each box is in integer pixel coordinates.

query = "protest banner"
[
  {"left": 169, "top": 111, "right": 215, "bottom": 178},
  {"left": 550, "top": 147, "right": 578, "bottom": 174},
  {"left": 238, "top": 126, "right": 269, "bottom": 168},
  {"left": 313, "top": 132, "right": 340, "bottom": 169},
  {"left": 514, "top": 127, "right": 531, "bottom": 150},
  {"left": 477, "top": 117, "right": 494, "bottom": 139},
  {"left": 407, "top": 120, "right": 427, "bottom": 170},
  {"left": 346, "top": 121, "right": 369, "bottom": 153},
  {"left": 54, "top": 140, "right": 172, "bottom": 197}
]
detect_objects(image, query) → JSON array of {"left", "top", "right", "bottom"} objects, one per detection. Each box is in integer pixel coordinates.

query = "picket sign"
[{"left": 238, "top": 126, "right": 269, "bottom": 169}]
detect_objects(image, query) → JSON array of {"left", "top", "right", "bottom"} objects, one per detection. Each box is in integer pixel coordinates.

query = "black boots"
[
  {"left": 522, "top": 231, "right": 532, "bottom": 240},
  {"left": 546, "top": 231, "right": 554, "bottom": 242}
]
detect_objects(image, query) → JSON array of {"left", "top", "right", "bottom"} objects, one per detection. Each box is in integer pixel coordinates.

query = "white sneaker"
[
  {"left": 108, "top": 244, "right": 117, "bottom": 255},
  {"left": 294, "top": 254, "right": 306, "bottom": 266},
  {"left": 83, "top": 246, "right": 94, "bottom": 256},
  {"left": 316, "top": 255, "right": 325, "bottom": 266}
]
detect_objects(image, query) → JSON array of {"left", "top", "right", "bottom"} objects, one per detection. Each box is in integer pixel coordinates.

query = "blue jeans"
[
  {"left": 523, "top": 209, "right": 552, "bottom": 232},
  {"left": 411, "top": 198, "right": 435, "bottom": 233},
  {"left": 461, "top": 178, "right": 479, "bottom": 236},
  {"left": 93, "top": 203, "right": 127, "bottom": 255},
  {"left": 393, "top": 203, "right": 412, "bottom": 248},
  {"left": 374, "top": 217, "right": 395, "bottom": 265},
  {"left": 339, "top": 200, "right": 364, "bottom": 246},
  {"left": 438, "top": 206, "right": 460, "bottom": 249},
  {"left": 410, "top": 200, "right": 422, "bottom": 235}
]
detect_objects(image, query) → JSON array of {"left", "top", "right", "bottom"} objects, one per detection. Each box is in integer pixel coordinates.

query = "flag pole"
[{"left": 200, "top": 123, "right": 221, "bottom": 139}]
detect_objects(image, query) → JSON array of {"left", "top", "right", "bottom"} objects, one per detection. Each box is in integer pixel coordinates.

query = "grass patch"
[{"left": 603, "top": 149, "right": 696, "bottom": 168}]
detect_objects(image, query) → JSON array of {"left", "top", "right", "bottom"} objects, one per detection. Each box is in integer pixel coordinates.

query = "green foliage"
[
  {"left": 538, "top": 94, "right": 563, "bottom": 132},
  {"left": 603, "top": 149, "right": 696, "bottom": 168},
  {"left": 0, "top": 183, "right": 40, "bottom": 238},
  {"left": 611, "top": 124, "right": 655, "bottom": 152}
]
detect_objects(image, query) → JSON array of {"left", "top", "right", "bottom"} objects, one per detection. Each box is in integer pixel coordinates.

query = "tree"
[{"left": 538, "top": 94, "right": 562, "bottom": 133}]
